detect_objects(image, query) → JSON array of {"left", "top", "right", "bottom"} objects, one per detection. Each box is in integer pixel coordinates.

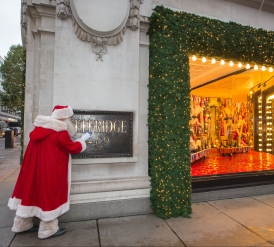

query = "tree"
[{"left": 0, "top": 45, "right": 25, "bottom": 112}]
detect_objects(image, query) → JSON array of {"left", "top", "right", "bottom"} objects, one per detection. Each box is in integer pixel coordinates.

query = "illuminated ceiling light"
[
  {"left": 250, "top": 90, "right": 253, "bottom": 94},
  {"left": 246, "top": 64, "right": 250, "bottom": 69},
  {"left": 269, "top": 67, "right": 273, "bottom": 72},
  {"left": 202, "top": 57, "right": 206, "bottom": 62},
  {"left": 262, "top": 66, "right": 266, "bottom": 71},
  {"left": 192, "top": 55, "right": 197, "bottom": 61},
  {"left": 220, "top": 60, "right": 225, "bottom": 65},
  {"left": 254, "top": 65, "right": 258, "bottom": 70},
  {"left": 238, "top": 62, "right": 242, "bottom": 68},
  {"left": 211, "top": 58, "right": 216, "bottom": 64},
  {"left": 229, "top": 61, "right": 234, "bottom": 66}
]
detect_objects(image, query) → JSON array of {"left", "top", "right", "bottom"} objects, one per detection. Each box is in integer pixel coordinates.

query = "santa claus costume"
[{"left": 8, "top": 105, "right": 88, "bottom": 239}]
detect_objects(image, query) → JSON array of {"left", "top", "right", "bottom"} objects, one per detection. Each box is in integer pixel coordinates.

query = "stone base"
[{"left": 59, "top": 197, "right": 153, "bottom": 222}]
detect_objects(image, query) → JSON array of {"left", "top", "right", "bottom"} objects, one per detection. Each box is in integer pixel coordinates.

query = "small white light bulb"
[
  {"left": 269, "top": 67, "right": 273, "bottom": 72},
  {"left": 254, "top": 65, "right": 258, "bottom": 70},
  {"left": 238, "top": 62, "right": 242, "bottom": 68},
  {"left": 202, "top": 57, "right": 206, "bottom": 62},
  {"left": 229, "top": 61, "right": 234, "bottom": 66},
  {"left": 246, "top": 64, "right": 250, "bottom": 69},
  {"left": 262, "top": 66, "right": 266, "bottom": 71},
  {"left": 220, "top": 60, "right": 225, "bottom": 65},
  {"left": 192, "top": 55, "right": 197, "bottom": 61},
  {"left": 212, "top": 58, "right": 216, "bottom": 64}
]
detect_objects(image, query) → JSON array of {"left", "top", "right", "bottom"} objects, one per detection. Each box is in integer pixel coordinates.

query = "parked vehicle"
[
  {"left": 8, "top": 127, "right": 19, "bottom": 136},
  {"left": 0, "top": 121, "right": 8, "bottom": 138},
  {"left": 16, "top": 127, "right": 21, "bottom": 134}
]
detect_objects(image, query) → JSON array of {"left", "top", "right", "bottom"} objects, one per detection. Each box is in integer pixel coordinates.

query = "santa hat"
[{"left": 51, "top": 105, "right": 73, "bottom": 119}]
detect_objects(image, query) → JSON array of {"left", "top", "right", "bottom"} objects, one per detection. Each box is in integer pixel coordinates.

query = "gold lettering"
[
  {"left": 95, "top": 120, "right": 102, "bottom": 133},
  {"left": 104, "top": 136, "right": 110, "bottom": 144},
  {"left": 82, "top": 120, "right": 85, "bottom": 132},
  {"left": 105, "top": 120, "right": 113, "bottom": 133},
  {"left": 102, "top": 120, "right": 105, "bottom": 133},
  {"left": 96, "top": 137, "right": 103, "bottom": 148},
  {"left": 121, "top": 121, "right": 127, "bottom": 133},
  {"left": 113, "top": 121, "right": 121, "bottom": 133},
  {"left": 75, "top": 120, "right": 78, "bottom": 132}
]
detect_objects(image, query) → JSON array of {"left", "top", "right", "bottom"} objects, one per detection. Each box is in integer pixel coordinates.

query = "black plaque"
[{"left": 71, "top": 110, "right": 133, "bottom": 158}]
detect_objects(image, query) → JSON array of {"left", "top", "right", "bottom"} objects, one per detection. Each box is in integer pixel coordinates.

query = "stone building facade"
[{"left": 21, "top": 0, "right": 274, "bottom": 220}]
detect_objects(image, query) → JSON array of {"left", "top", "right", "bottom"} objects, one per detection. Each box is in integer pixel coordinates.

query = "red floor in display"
[{"left": 191, "top": 149, "right": 274, "bottom": 176}]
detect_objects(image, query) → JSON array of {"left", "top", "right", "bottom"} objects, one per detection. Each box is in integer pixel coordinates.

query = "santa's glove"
[{"left": 81, "top": 132, "right": 91, "bottom": 141}]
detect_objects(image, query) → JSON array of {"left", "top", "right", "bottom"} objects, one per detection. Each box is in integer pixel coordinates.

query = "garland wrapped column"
[{"left": 148, "top": 9, "right": 192, "bottom": 218}]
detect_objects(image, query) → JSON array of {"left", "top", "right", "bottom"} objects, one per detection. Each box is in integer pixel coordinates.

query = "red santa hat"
[{"left": 51, "top": 105, "right": 73, "bottom": 119}]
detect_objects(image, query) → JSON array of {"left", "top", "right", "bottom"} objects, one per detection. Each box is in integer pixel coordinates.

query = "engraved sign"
[{"left": 71, "top": 110, "right": 133, "bottom": 158}]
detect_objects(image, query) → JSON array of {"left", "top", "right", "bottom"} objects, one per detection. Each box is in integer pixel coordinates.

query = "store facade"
[{"left": 21, "top": 0, "right": 274, "bottom": 219}]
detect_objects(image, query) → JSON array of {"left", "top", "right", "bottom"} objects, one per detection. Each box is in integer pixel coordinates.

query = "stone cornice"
[{"left": 57, "top": 0, "right": 143, "bottom": 61}]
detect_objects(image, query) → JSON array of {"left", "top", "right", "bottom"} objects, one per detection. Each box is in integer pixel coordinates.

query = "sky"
[{"left": 0, "top": 0, "right": 22, "bottom": 59}]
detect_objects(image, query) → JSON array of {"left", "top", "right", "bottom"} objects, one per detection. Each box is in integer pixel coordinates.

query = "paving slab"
[
  {"left": 253, "top": 194, "right": 274, "bottom": 207},
  {"left": 99, "top": 214, "right": 184, "bottom": 246},
  {"left": 166, "top": 202, "right": 266, "bottom": 246},
  {"left": 0, "top": 205, "right": 16, "bottom": 228},
  {"left": 209, "top": 197, "right": 274, "bottom": 242},
  {"left": 0, "top": 169, "right": 17, "bottom": 183},
  {"left": 3, "top": 168, "right": 20, "bottom": 183},
  {"left": 0, "top": 227, "right": 16, "bottom": 247},
  {"left": 0, "top": 181, "right": 14, "bottom": 206},
  {"left": 10, "top": 220, "right": 99, "bottom": 246}
]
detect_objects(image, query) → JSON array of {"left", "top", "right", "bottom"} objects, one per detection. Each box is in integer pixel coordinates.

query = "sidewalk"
[{"left": 1, "top": 140, "right": 274, "bottom": 246}]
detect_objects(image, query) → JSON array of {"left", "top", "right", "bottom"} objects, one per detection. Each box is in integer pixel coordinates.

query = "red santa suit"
[{"left": 8, "top": 115, "right": 86, "bottom": 222}]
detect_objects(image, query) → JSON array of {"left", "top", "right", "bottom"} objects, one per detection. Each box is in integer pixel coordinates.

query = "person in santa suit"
[{"left": 7, "top": 105, "right": 91, "bottom": 239}]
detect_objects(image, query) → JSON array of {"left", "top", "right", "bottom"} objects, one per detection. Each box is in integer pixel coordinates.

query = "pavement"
[{"left": 1, "top": 138, "right": 274, "bottom": 246}]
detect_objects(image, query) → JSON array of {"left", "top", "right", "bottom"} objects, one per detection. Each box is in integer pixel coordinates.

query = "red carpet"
[{"left": 191, "top": 149, "right": 274, "bottom": 176}]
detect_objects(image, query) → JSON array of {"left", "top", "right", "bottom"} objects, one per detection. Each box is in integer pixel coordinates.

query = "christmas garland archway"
[{"left": 148, "top": 5, "right": 274, "bottom": 218}]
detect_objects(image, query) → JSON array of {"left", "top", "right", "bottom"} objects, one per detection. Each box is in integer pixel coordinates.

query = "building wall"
[{"left": 22, "top": 0, "right": 274, "bottom": 219}]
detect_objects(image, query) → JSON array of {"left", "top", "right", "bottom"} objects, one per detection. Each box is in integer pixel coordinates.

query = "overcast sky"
[{"left": 0, "top": 0, "right": 22, "bottom": 59}]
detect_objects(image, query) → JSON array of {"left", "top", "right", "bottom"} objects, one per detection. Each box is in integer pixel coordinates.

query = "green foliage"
[
  {"left": 0, "top": 45, "right": 25, "bottom": 111},
  {"left": 148, "top": 6, "right": 274, "bottom": 218}
]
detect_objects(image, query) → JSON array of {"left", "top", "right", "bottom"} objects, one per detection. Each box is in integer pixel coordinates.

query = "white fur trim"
[
  {"left": 75, "top": 139, "right": 87, "bottom": 152},
  {"left": 8, "top": 197, "right": 69, "bottom": 222},
  {"left": 51, "top": 106, "right": 73, "bottom": 119},
  {"left": 34, "top": 115, "right": 67, "bottom": 132}
]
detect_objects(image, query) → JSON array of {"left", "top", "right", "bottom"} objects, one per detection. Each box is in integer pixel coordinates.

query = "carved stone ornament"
[
  {"left": 57, "top": 0, "right": 143, "bottom": 61},
  {"left": 57, "top": 0, "right": 71, "bottom": 20}
]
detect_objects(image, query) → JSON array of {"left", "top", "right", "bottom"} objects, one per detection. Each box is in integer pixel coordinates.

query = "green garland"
[
  {"left": 148, "top": 6, "right": 274, "bottom": 218},
  {"left": 20, "top": 50, "right": 26, "bottom": 164}
]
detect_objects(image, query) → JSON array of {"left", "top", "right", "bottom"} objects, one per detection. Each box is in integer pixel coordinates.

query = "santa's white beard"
[{"left": 64, "top": 119, "right": 76, "bottom": 137}]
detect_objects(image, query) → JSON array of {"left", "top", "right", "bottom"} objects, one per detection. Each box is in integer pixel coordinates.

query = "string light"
[
  {"left": 269, "top": 67, "right": 273, "bottom": 72},
  {"left": 202, "top": 57, "right": 206, "bottom": 62},
  {"left": 246, "top": 64, "right": 251, "bottom": 69},
  {"left": 238, "top": 62, "right": 242, "bottom": 68},
  {"left": 192, "top": 55, "right": 196, "bottom": 61},
  {"left": 149, "top": 6, "right": 274, "bottom": 219},
  {"left": 254, "top": 65, "right": 258, "bottom": 70},
  {"left": 211, "top": 58, "right": 216, "bottom": 64},
  {"left": 229, "top": 61, "right": 234, "bottom": 66},
  {"left": 220, "top": 60, "right": 225, "bottom": 65}
]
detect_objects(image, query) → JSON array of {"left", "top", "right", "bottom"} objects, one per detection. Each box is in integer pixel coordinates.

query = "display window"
[{"left": 189, "top": 55, "right": 274, "bottom": 177}]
